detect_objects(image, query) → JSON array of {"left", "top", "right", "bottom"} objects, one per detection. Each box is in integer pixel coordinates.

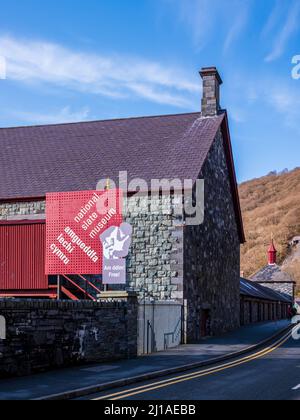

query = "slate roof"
[
  {"left": 240, "top": 278, "right": 292, "bottom": 303},
  {"left": 251, "top": 265, "right": 294, "bottom": 283},
  {"left": 0, "top": 112, "right": 222, "bottom": 198},
  {"left": 0, "top": 111, "right": 245, "bottom": 242}
]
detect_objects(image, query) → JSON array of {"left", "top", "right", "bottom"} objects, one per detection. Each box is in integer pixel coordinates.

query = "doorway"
[{"left": 200, "top": 309, "right": 211, "bottom": 338}]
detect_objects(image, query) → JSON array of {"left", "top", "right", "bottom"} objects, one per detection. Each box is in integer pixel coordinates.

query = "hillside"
[{"left": 239, "top": 168, "right": 300, "bottom": 294}]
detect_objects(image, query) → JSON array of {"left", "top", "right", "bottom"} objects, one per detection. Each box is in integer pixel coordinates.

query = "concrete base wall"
[
  {"left": 137, "top": 301, "right": 182, "bottom": 355},
  {"left": 0, "top": 298, "right": 138, "bottom": 378}
]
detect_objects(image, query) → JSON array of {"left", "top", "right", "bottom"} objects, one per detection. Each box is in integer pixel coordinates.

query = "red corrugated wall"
[{"left": 0, "top": 221, "right": 48, "bottom": 290}]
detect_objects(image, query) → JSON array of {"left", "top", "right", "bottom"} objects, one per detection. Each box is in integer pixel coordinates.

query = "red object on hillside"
[{"left": 268, "top": 240, "right": 277, "bottom": 265}]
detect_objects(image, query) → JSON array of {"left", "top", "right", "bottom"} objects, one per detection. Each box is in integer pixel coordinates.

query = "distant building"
[
  {"left": 240, "top": 278, "right": 291, "bottom": 325},
  {"left": 251, "top": 240, "right": 295, "bottom": 302}
]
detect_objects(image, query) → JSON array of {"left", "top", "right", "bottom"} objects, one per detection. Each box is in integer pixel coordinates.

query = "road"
[{"left": 84, "top": 330, "right": 300, "bottom": 401}]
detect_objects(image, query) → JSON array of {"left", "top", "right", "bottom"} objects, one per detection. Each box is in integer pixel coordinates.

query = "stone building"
[
  {"left": 251, "top": 240, "right": 295, "bottom": 302},
  {"left": 0, "top": 67, "right": 245, "bottom": 341}
]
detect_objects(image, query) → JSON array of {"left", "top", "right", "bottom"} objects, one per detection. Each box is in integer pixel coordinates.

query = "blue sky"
[{"left": 0, "top": 0, "right": 299, "bottom": 182}]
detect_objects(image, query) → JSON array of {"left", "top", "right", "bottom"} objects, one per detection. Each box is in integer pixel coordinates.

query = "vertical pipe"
[
  {"left": 183, "top": 299, "right": 188, "bottom": 345},
  {"left": 57, "top": 275, "right": 60, "bottom": 300},
  {"left": 143, "top": 293, "right": 146, "bottom": 355},
  {"left": 152, "top": 301, "right": 155, "bottom": 353},
  {"left": 147, "top": 320, "right": 150, "bottom": 355}
]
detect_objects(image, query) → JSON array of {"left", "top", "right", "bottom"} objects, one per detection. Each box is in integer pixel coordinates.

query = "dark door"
[{"left": 200, "top": 309, "right": 211, "bottom": 337}]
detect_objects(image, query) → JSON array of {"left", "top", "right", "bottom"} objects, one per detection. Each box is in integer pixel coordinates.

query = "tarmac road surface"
[{"left": 86, "top": 330, "right": 300, "bottom": 401}]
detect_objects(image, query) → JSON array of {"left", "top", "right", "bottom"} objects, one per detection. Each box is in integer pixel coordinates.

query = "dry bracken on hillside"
[{"left": 239, "top": 168, "right": 300, "bottom": 294}]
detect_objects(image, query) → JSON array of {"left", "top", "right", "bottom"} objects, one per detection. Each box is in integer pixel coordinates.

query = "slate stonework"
[
  {"left": 125, "top": 195, "right": 184, "bottom": 301},
  {"left": 251, "top": 265, "right": 295, "bottom": 300},
  {"left": 258, "top": 282, "right": 294, "bottom": 299},
  {"left": 0, "top": 201, "right": 45, "bottom": 220},
  {"left": 184, "top": 129, "right": 241, "bottom": 341},
  {"left": 0, "top": 298, "right": 137, "bottom": 377}
]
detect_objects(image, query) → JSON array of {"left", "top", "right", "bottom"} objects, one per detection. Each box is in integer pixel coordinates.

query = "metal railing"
[
  {"left": 164, "top": 318, "right": 182, "bottom": 350},
  {"left": 61, "top": 275, "right": 101, "bottom": 301}
]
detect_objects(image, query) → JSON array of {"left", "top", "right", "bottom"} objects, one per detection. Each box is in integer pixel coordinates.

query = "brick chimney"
[
  {"left": 200, "top": 67, "right": 223, "bottom": 117},
  {"left": 268, "top": 240, "right": 277, "bottom": 265}
]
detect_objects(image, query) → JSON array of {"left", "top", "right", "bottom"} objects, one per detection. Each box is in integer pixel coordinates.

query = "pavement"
[{"left": 0, "top": 320, "right": 290, "bottom": 400}]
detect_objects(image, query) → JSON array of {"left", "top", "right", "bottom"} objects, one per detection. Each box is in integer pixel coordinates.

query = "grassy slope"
[{"left": 239, "top": 168, "right": 300, "bottom": 293}]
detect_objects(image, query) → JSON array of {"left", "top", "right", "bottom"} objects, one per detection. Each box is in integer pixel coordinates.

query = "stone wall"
[
  {"left": 0, "top": 298, "right": 138, "bottom": 377},
  {"left": 258, "top": 282, "right": 294, "bottom": 300},
  {"left": 184, "top": 129, "right": 241, "bottom": 341},
  {"left": 0, "top": 201, "right": 45, "bottom": 221},
  {"left": 125, "top": 195, "right": 184, "bottom": 301}
]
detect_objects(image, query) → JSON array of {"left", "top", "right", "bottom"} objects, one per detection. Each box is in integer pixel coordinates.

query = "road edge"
[{"left": 35, "top": 324, "right": 292, "bottom": 400}]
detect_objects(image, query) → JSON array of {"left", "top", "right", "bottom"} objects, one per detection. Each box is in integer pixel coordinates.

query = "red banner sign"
[{"left": 45, "top": 190, "right": 123, "bottom": 275}]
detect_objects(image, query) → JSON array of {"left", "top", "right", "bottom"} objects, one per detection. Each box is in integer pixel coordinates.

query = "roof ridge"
[{"left": 0, "top": 111, "right": 202, "bottom": 131}]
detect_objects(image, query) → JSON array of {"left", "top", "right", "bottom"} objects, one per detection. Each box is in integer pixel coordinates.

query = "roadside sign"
[{"left": 45, "top": 190, "right": 123, "bottom": 275}]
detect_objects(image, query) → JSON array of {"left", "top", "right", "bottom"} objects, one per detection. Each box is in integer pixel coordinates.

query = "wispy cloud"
[
  {"left": 0, "top": 35, "right": 200, "bottom": 108},
  {"left": 265, "top": 0, "right": 300, "bottom": 62},
  {"left": 11, "top": 106, "right": 91, "bottom": 125},
  {"left": 223, "top": 6, "right": 250, "bottom": 53},
  {"left": 239, "top": 75, "right": 300, "bottom": 133},
  {"left": 167, "top": 0, "right": 250, "bottom": 52},
  {"left": 267, "top": 84, "right": 300, "bottom": 132},
  {"left": 261, "top": 0, "right": 282, "bottom": 39},
  {"left": 174, "top": 0, "right": 216, "bottom": 50},
  {"left": 230, "top": 107, "right": 247, "bottom": 124}
]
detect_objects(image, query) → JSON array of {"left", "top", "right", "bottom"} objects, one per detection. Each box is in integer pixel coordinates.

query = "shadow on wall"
[{"left": 138, "top": 301, "right": 182, "bottom": 355}]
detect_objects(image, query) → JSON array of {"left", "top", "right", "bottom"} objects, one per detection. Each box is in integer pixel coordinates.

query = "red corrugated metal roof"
[{"left": 0, "top": 221, "right": 48, "bottom": 290}]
